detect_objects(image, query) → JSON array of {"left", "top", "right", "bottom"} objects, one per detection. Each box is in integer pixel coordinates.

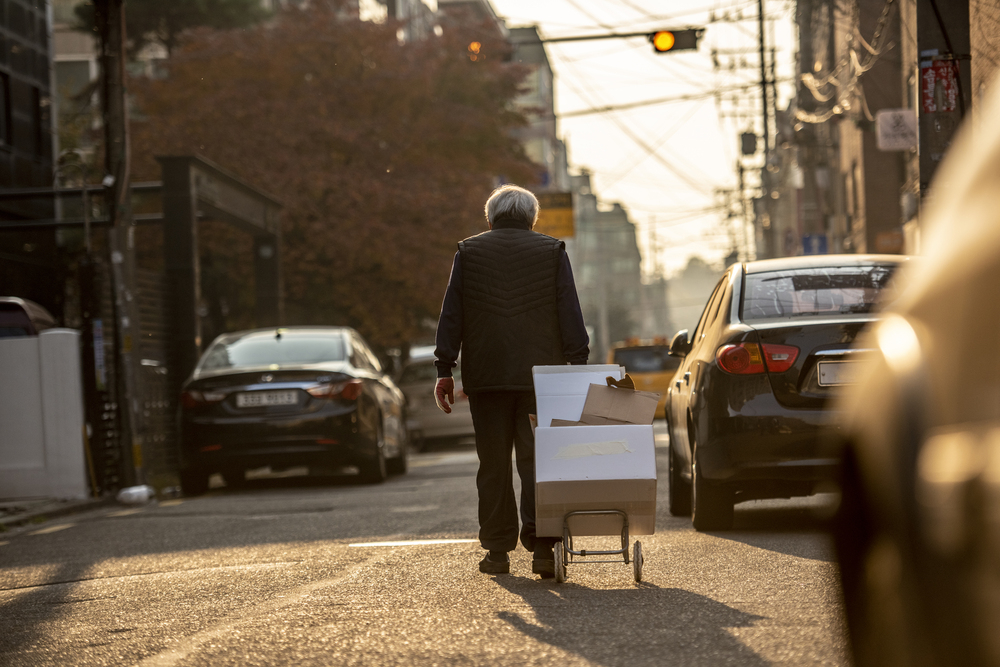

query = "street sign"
[
  {"left": 802, "top": 234, "right": 828, "bottom": 255},
  {"left": 534, "top": 191, "right": 574, "bottom": 238},
  {"left": 876, "top": 109, "right": 917, "bottom": 151}
]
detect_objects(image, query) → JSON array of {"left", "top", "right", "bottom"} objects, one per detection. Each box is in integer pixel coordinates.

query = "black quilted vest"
[{"left": 458, "top": 221, "right": 566, "bottom": 393}]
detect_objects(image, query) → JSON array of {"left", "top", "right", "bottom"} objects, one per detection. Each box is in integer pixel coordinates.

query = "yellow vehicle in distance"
[{"left": 607, "top": 337, "right": 681, "bottom": 419}]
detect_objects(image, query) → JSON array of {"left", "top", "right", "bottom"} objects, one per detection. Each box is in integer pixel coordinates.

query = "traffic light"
[{"left": 649, "top": 29, "right": 703, "bottom": 53}]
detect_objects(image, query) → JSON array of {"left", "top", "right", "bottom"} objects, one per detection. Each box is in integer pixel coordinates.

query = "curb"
[{"left": 0, "top": 497, "right": 114, "bottom": 531}]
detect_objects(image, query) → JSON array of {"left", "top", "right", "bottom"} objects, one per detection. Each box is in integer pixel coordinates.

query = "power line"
[{"left": 557, "top": 78, "right": 792, "bottom": 118}]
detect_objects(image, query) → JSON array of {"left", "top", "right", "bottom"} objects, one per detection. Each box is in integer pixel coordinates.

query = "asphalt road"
[{"left": 0, "top": 434, "right": 848, "bottom": 666}]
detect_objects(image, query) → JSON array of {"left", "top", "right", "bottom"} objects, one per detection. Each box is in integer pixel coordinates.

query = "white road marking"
[
  {"left": 408, "top": 451, "right": 479, "bottom": 468},
  {"left": 159, "top": 500, "right": 185, "bottom": 507},
  {"left": 389, "top": 505, "right": 439, "bottom": 513},
  {"left": 28, "top": 523, "right": 75, "bottom": 535},
  {"left": 108, "top": 509, "right": 144, "bottom": 517},
  {"left": 0, "top": 541, "right": 8, "bottom": 546},
  {"left": 349, "top": 539, "right": 478, "bottom": 547}
]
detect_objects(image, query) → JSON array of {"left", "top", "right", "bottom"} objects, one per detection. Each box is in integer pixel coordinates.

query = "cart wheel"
[
  {"left": 633, "top": 541, "right": 643, "bottom": 582},
  {"left": 554, "top": 542, "right": 567, "bottom": 583}
]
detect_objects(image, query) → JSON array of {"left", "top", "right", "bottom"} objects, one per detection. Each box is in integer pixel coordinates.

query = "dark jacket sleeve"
[
  {"left": 434, "top": 252, "right": 462, "bottom": 378},
  {"left": 557, "top": 249, "right": 590, "bottom": 364}
]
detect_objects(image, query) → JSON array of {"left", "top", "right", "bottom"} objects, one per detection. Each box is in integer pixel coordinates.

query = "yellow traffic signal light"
[
  {"left": 648, "top": 28, "right": 704, "bottom": 53},
  {"left": 652, "top": 31, "right": 675, "bottom": 52}
]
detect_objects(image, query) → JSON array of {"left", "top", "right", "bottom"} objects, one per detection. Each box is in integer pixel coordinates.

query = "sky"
[{"left": 488, "top": 0, "right": 798, "bottom": 278}]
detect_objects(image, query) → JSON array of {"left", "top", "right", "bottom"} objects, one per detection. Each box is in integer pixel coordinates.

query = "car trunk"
[
  {"left": 187, "top": 369, "right": 353, "bottom": 415},
  {"left": 750, "top": 317, "right": 878, "bottom": 408}
]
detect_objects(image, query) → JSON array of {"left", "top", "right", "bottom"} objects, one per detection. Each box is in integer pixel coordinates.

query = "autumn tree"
[
  {"left": 129, "top": 2, "right": 539, "bottom": 348},
  {"left": 74, "top": 0, "right": 271, "bottom": 58}
]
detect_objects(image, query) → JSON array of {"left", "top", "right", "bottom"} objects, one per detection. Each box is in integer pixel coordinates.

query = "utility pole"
[
  {"left": 95, "top": 0, "right": 145, "bottom": 487},
  {"left": 756, "top": 0, "right": 774, "bottom": 258},
  {"left": 758, "top": 0, "right": 770, "bottom": 173}
]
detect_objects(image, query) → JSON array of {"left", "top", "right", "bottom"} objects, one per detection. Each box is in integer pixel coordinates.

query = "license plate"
[
  {"left": 236, "top": 390, "right": 298, "bottom": 407},
  {"left": 818, "top": 361, "right": 862, "bottom": 387}
]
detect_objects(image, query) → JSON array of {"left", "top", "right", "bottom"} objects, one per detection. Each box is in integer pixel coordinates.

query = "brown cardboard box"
[
  {"left": 533, "top": 423, "right": 657, "bottom": 537},
  {"left": 536, "top": 478, "right": 657, "bottom": 536},
  {"left": 551, "top": 374, "right": 660, "bottom": 427}
]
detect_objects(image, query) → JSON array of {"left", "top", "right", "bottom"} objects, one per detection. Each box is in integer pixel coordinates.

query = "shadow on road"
[
  {"left": 491, "top": 575, "right": 768, "bottom": 666},
  {"left": 704, "top": 502, "right": 838, "bottom": 562}
]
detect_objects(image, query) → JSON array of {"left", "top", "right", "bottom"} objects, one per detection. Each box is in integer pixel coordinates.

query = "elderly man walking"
[{"left": 433, "top": 184, "right": 590, "bottom": 578}]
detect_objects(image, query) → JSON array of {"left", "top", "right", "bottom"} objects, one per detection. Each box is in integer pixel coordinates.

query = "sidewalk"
[{"left": 0, "top": 496, "right": 112, "bottom": 531}]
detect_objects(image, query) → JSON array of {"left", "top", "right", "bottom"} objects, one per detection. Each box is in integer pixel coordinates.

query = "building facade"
[{"left": 0, "top": 0, "right": 58, "bottom": 315}]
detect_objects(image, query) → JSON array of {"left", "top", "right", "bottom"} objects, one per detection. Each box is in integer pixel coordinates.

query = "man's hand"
[{"left": 434, "top": 377, "right": 455, "bottom": 414}]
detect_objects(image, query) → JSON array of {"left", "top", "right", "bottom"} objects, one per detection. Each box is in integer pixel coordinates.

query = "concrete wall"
[{"left": 0, "top": 329, "right": 89, "bottom": 499}]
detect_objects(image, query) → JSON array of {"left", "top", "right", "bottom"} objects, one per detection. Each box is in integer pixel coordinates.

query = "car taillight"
[
  {"left": 716, "top": 343, "right": 766, "bottom": 374},
  {"left": 306, "top": 379, "right": 364, "bottom": 401},
  {"left": 180, "top": 389, "right": 226, "bottom": 409},
  {"left": 761, "top": 344, "right": 799, "bottom": 373}
]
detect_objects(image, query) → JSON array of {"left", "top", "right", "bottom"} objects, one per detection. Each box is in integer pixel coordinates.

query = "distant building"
[
  {"left": 0, "top": 0, "right": 58, "bottom": 316},
  {"left": 507, "top": 26, "right": 570, "bottom": 192},
  {"left": 0, "top": 0, "right": 55, "bottom": 199},
  {"left": 568, "top": 171, "right": 645, "bottom": 362},
  {"left": 666, "top": 256, "right": 724, "bottom": 334}
]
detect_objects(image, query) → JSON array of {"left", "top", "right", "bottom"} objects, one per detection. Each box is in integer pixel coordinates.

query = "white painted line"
[
  {"left": 0, "top": 541, "right": 9, "bottom": 547},
  {"left": 108, "top": 509, "right": 144, "bottom": 517},
  {"left": 159, "top": 500, "right": 185, "bottom": 507},
  {"left": 349, "top": 539, "right": 478, "bottom": 547},
  {"left": 28, "top": 523, "right": 75, "bottom": 535},
  {"left": 389, "top": 505, "right": 439, "bottom": 513}
]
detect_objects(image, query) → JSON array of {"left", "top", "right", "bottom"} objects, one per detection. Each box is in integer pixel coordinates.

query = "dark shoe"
[
  {"left": 479, "top": 551, "right": 510, "bottom": 574},
  {"left": 532, "top": 558, "right": 555, "bottom": 578}
]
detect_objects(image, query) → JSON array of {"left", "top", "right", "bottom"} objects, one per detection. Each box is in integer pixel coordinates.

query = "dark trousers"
[{"left": 468, "top": 391, "right": 557, "bottom": 553}]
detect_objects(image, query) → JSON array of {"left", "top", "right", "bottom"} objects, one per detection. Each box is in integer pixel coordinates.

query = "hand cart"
[{"left": 553, "top": 509, "right": 643, "bottom": 583}]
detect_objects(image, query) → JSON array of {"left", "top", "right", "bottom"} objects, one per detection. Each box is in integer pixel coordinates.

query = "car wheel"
[
  {"left": 387, "top": 424, "right": 409, "bottom": 475},
  {"left": 180, "top": 467, "right": 209, "bottom": 497},
  {"left": 668, "top": 445, "right": 692, "bottom": 516},
  {"left": 221, "top": 467, "right": 247, "bottom": 490},
  {"left": 691, "top": 440, "right": 733, "bottom": 531},
  {"left": 359, "top": 416, "right": 388, "bottom": 484}
]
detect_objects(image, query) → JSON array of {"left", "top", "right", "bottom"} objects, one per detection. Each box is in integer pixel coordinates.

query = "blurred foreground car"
[
  {"left": 666, "top": 254, "right": 907, "bottom": 530},
  {"left": 397, "top": 348, "right": 475, "bottom": 450},
  {"left": 178, "top": 326, "right": 408, "bottom": 494},
  {"left": 607, "top": 337, "right": 680, "bottom": 419},
  {"left": 833, "top": 85, "right": 1000, "bottom": 667}
]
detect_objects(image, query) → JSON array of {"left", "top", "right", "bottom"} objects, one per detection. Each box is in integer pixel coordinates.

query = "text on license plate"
[
  {"left": 817, "top": 361, "right": 862, "bottom": 387},
  {"left": 236, "top": 390, "right": 298, "bottom": 407}
]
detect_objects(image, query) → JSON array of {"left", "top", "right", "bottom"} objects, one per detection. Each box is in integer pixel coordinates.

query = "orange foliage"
[{"left": 130, "top": 3, "right": 539, "bottom": 347}]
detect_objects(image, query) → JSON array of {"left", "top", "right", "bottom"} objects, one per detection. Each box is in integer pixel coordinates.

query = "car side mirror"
[{"left": 669, "top": 329, "right": 691, "bottom": 357}]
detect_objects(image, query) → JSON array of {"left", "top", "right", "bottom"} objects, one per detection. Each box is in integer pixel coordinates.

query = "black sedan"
[
  {"left": 665, "top": 254, "right": 907, "bottom": 530},
  {"left": 178, "top": 326, "right": 408, "bottom": 495}
]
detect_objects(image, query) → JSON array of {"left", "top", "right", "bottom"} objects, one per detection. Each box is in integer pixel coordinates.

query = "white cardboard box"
[
  {"left": 532, "top": 364, "right": 623, "bottom": 428},
  {"left": 534, "top": 424, "right": 657, "bottom": 537}
]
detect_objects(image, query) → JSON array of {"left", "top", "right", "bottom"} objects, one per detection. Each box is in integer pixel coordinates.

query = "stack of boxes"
[{"left": 532, "top": 365, "right": 659, "bottom": 538}]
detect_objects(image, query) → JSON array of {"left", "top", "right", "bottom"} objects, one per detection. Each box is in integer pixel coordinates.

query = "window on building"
[
  {"left": 0, "top": 73, "right": 10, "bottom": 146},
  {"left": 32, "top": 86, "right": 43, "bottom": 156},
  {"left": 55, "top": 59, "right": 95, "bottom": 116}
]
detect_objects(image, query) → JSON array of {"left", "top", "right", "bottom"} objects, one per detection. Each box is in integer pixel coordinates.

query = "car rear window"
[
  {"left": 612, "top": 346, "right": 676, "bottom": 373},
  {"left": 199, "top": 332, "right": 346, "bottom": 370},
  {"left": 743, "top": 264, "right": 898, "bottom": 321}
]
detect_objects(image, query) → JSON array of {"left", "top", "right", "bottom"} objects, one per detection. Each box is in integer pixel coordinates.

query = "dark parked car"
[
  {"left": 0, "top": 297, "right": 56, "bottom": 337},
  {"left": 397, "top": 348, "right": 475, "bottom": 451},
  {"left": 665, "top": 254, "right": 908, "bottom": 530},
  {"left": 178, "top": 326, "right": 408, "bottom": 495},
  {"left": 832, "top": 86, "right": 1000, "bottom": 667}
]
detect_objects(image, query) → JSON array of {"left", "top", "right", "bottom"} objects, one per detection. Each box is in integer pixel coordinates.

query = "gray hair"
[{"left": 485, "top": 184, "right": 538, "bottom": 228}]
